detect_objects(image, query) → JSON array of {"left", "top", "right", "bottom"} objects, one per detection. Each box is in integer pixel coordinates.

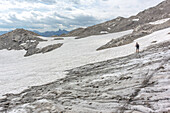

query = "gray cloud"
[
  {"left": 0, "top": 0, "right": 165, "bottom": 32},
  {"left": 0, "top": 11, "right": 100, "bottom": 32},
  {"left": 67, "top": 0, "right": 80, "bottom": 4},
  {"left": 14, "top": 0, "right": 56, "bottom": 4}
]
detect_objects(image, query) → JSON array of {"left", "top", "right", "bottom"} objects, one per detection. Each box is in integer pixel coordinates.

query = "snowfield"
[
  {"left": 0, "top": 27, "right": 170, "bottom": 100},
  {"left": 0, "top": 30, "right": 132, "bottom": 98}
]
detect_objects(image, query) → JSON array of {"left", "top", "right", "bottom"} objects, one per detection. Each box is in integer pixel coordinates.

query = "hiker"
[{"left": 135, "top": 42, "right": 139, "bottom": 53}]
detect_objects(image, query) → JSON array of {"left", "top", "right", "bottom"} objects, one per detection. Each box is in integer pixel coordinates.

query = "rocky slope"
[
  {"left": 0, "top": 41, "right": 169, "bottom": 113},
  {"left": 0, "top": 28, "right": 41, "bottom": 50},
  {"left": 0, "top": 29, "right": 63, "bottom": 56},
  {"left": 63, "top": 0, "right": 170, "bottom": 38},
  {"left": 97, "top": 19, "right": 170, "bottom": 50}
]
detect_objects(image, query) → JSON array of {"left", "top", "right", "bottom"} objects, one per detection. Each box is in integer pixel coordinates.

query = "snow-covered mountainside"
[{"left": 0, "top": 27, "right": 170, "bottom": 112}]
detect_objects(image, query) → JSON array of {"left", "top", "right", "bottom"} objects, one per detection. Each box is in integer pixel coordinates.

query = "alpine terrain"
[{"left": 0, "top": 0, "right": 170, "bottom": 113}]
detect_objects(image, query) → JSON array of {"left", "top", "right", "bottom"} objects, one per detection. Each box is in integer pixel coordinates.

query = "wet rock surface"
[{"left": 0, "top": 41, "right": 170, "bottom": 113}]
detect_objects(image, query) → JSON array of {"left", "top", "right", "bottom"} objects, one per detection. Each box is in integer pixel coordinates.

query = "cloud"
[{"left": 0, "top": 0, "right": 165, "bottom": 32}]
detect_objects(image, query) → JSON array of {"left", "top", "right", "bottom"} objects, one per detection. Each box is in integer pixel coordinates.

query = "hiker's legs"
[{"left": 136, "top": 48, "right": 139, "bottom": 53}]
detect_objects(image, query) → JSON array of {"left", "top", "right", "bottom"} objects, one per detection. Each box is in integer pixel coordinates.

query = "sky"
[{"left": 0, "top": 0, "right": 165, "bottom": 32}]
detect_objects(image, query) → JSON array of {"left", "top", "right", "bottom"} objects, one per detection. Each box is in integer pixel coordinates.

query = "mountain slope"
[{"left": 63, "top": 0, "right": 170, "bottom": 38}]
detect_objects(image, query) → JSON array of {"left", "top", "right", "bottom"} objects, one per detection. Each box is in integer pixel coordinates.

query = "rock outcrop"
[
  {"left": 0, "top": 29, "right": 63, "bottom": 56},
  {"left": 63, "top": 0, "right": 170, "bottom": 38},
  {"left": 0, "top": 28, "right": 43, "bottom": 50},
  {"left": 0, "top": 41, "right": 170, "bottom": 113},
  {"left": 53, "top": 38, "right": 64, "bottom": 40},
  {"left": 24, "top": 43, "right": 63, "bottom": 56}
]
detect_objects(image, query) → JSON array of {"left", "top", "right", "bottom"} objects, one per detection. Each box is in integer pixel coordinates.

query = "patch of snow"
[
  {"left": 159, "top": 8, "right": 164, "bottom": 10},
  {"left": 101, "top": 73, "right": 121, "bottom": 78},
  {"left": 37, "top": 40, "right": 64, "bottom": 48},
  {"left": 37, "top": 36, "right": 64, "bottom": 48},
  {"left": 135, "top": 27, "right": 170, "bottom": 49},
  {"left": 100, "top": 31, "right": 108, "bottom": 34},
  {"left": 108, "top": 27, "right": 111, "bottom": 30},
  {"left": 148, "top": 18, "right": 170, "bottom": 25},
  {"left": 0, "top": 107, "right": 3, "bottom": 111},
  {"left": 132, "top": 19, "right": 139, "bottom": 21},
  {"left": 30, "top": 40, "right": 36, "bottom": 42},
  {"left": 130, "top": 105, "right": 154, "bottom": 112},
  {"left": 37, "top": 36, "right": 51, "bottom": 41},
  {"left": 20, "top": 43, "right": 27, "bottom": 46},
  {"left": 112, "top": 23, "right": 115, "bottom": 26}
]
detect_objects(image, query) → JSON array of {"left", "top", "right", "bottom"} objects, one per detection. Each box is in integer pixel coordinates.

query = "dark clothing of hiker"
[{"left": 136, "top": 42, "right": 139, "bottom": 53}]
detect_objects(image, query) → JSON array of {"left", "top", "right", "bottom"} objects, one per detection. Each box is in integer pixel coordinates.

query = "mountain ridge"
[
  {"left": 63, "top": 0, "right": 170, "bottom": 38},
  {"left": 0, "top": 29, "right": 69, "bottom": 37},
  {"left": 33, "top": 29, "right": 69, "bottom": 37}
]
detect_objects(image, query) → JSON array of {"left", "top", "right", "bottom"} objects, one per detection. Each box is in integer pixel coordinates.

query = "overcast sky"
[{"left": 0, "top": 0, "right": 165, "bottom": 32}]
